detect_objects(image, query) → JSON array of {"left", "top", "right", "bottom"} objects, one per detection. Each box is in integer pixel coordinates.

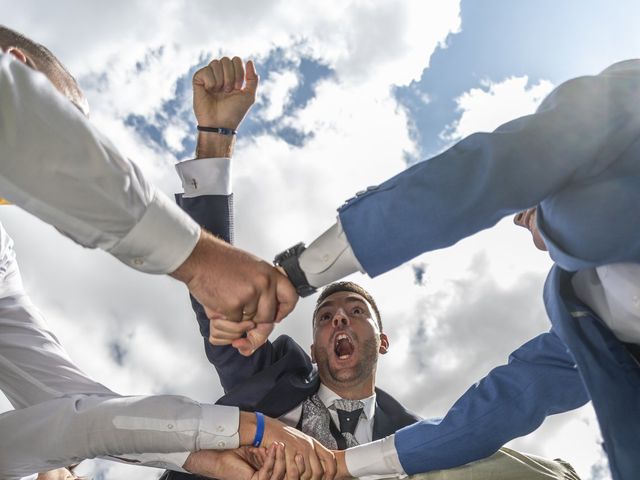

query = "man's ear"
[
  {"left": 6, "top": 47, "right": 28, "bottom": 65},
  {"left": 310, "top": 344, "right": 316, "bottom": 363},
  {"left": 378, "top": 333, "right": 389, "bottom": 354}
]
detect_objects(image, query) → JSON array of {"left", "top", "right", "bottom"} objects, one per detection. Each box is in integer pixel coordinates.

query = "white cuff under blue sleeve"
[
  {"left": 345, "top": 434, "right": 406, "bottom": 479},
  {"left": 176, "top": 158, "right": 232, "bottom": 197},
  {"left": 299, "top": 218, "right": 364, "bottom": 288}
]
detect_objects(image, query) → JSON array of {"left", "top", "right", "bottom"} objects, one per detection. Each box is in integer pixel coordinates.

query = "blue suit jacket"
[{"left": 337, "top": 60, "right": 640, "bottom": 479}]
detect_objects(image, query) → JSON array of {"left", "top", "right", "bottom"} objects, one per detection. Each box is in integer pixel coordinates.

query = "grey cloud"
[{"left": 412, "top": 262, "right": 427, "bottom": 286}]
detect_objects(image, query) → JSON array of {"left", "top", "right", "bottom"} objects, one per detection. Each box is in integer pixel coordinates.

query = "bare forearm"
[{"left": 196, "top": 132, "right": 235, "bottom": 158}]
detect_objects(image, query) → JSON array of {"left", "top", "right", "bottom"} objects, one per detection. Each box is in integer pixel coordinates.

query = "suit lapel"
[{"left": 372, "top": 403, "right": 396, "bottom": 440}]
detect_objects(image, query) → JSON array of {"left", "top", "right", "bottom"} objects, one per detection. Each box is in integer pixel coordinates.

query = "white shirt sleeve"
[
  {"left": 345, "top": 435, "right": 407, "bottom": 480},
  {"left": 0, "top": 395, "right": 241, "bottom": 477},
  {"left": 299, "top": 219, "right": 364, "bottom": 288},
  {"left": 0, "top": 53, "right": 199, "bottom": 274},
  {"left": 0, "top": 225, "right": 238, "bottom": 478}
]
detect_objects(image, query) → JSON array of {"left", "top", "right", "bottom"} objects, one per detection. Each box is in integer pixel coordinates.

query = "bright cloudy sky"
[{"left": 2, "top": 1, "right": 640, "bottom": 479}]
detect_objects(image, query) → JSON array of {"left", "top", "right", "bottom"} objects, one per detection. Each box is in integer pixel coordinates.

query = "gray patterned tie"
[
  {"left": 333, "top": 399, "right": 364, "bottom": 448},
  {"left": 299, "top": 394, "right": 338, "bottom": 449}
]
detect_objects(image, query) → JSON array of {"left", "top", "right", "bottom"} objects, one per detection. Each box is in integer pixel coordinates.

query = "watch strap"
[{"left": 274, "top": 242, "right": 317, "bottom": 297}]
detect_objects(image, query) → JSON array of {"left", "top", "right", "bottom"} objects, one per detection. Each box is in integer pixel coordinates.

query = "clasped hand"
[
  {"left": 185, "top": 413, "right": 346, "bottom": 480},
  {"left": 171, "top": 56, "right": 298, "bottom": 356}
]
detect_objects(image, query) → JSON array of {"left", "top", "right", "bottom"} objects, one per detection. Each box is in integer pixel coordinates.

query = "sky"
[{"left": 2, "top": 1, "right": 639, "bottom": 479}]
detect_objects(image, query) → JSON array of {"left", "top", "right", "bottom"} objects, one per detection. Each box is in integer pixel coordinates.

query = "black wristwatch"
[{"left": 274, "top": 242, "right": 317, "bottom": 297}]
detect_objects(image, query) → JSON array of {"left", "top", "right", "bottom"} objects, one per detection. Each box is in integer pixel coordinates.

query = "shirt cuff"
[
  {"left": 196, "top": 405, "right": 240, "bottom": 450},
  {"left": 176, "top": 158, "right": 232, "bottom": 197},
  {"left": 345, "top": 435, "right": 407, "bottom": 479},
  {"left": 108, "top": 188, "right": 201, "bottom": 274},
  {"left": 299, "top": 218, "right": 364, "bottom": 288}
]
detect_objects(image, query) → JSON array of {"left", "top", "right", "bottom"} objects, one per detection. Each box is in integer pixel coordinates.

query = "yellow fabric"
[{"left": 0, "top": 198, "right": 11, "bottom": 205}]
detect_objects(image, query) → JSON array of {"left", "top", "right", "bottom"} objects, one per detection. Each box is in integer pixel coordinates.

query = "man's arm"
[
  {"left": 172, "top": 56, "right": 316, "bottom": 393},
  {"left": 0, "top": 54, "right": 323, "bottom": 479},
  {"left": 282, "top": 60, "right": 640, "bottom": 288},
  {"left": 0, "top": 53, "right": 296, "bottom": 335},
  {"left": 335, "top": 331, "right": 588, "bottom": 477}
]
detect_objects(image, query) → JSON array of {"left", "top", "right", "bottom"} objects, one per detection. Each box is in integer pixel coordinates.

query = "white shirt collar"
[{"left": 317, "top": 383, "right": 377, "bottom": 420}]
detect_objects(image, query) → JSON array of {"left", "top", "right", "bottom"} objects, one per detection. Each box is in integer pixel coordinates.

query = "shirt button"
[
  {"left": 217, "top": 441, "right": 226, "bottom": 448},
  {"left": 133, "top": 258, "right": 144, "bottom": 266},
  {"left": 216, "top": 425, "right": 225, "bottom": 432},
  {"left": 366, "top": 185, "right": 378, "bottom": 191},
  {"left": 355, "top": 190, "right": 366, "bottom": 196},
  {"left": 167, "top": 424, "right": 174, "bottom": 429}
]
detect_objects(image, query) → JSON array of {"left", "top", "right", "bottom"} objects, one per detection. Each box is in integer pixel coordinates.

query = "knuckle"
[
  {"left": 228, "top": 297, "right": 244, "bottom": 310},
  {"left": 243, "top": 283, "right": 259, "bottom": 300},
  {"left": 255, "top": 275, "right": 271, "bottom": 291}
]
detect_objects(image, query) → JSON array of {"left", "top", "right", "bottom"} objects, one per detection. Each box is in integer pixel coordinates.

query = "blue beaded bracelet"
[{"left": 252, "top": 411, "right": 265, "bottom": 447}]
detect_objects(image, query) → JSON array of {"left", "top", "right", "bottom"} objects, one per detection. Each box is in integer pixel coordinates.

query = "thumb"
[
  {"left": 246, "top": 323, "right": 272, "bottom": 351},
  {"left": 274, "top": 276, "right": 298, "bottom": 323},
  {"left": 232, "top": 323, "right": 273, "bottom": 356},
  {"left": 245, "top": 60, "right": 259, "bottom": 97}
]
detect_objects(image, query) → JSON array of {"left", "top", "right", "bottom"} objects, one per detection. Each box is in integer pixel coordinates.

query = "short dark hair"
[
  {"left": 314, "top": 281, "right": 383, "bottom": 331},
  {"left": 0, "top": 25, "right": 88, "bottom": 115}
]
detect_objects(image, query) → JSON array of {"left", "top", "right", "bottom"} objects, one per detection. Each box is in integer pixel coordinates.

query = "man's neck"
[{"left": 319, "top": 376, "right": 375, "bottom": 400}]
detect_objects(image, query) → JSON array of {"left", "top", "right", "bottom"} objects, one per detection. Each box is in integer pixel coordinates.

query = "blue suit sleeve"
[
  {"left": 339, "top": 61, "right": 640, "bottom": 276},
  {"left": 394, "top": 331, "right": 589, "bottom": 474}
]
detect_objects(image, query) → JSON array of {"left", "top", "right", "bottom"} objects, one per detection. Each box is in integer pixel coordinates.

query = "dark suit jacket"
[{"left": 161, "top": 193, "right": 419, "bottom": 480}]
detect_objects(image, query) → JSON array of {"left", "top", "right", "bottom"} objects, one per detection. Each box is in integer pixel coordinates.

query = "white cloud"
[
  {"left": 442, "top": 75, "right": 554, "bottom": 142},
  {"left": 257, "top": 69, "right": 300, "bottom": 121}
]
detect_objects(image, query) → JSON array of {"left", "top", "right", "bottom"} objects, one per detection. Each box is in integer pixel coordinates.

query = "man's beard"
[{"left": 316, "top": 337, "right": 379, "bottom": 385}]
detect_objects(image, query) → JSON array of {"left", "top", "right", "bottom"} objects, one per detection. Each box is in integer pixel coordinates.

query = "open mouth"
[{"left": 334, "top": 333, "right": 355, "bottom": 359}]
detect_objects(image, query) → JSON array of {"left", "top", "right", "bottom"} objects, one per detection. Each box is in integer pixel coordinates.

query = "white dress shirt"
[
  {"left": 572, "top": 263, "right": 640, "bottom": 344},
  {"left": 277, "top": 383, "right": 376, "bottom": 444}
]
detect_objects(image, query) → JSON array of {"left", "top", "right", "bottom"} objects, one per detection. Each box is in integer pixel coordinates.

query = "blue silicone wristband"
[{"left": 252, "top": 411, "right": 265, "bottom": 447}]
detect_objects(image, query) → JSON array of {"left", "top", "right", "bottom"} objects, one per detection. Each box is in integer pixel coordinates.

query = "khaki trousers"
[{"left": 406, "top": 447, "right": 581, "bottom": 480}]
